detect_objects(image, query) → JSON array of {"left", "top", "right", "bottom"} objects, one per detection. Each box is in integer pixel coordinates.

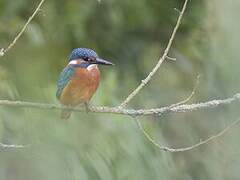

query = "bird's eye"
[
  {"left": 88, "top": 58, "right": 95, "bottom": 62},
  {"left": 83, "top": 57, "right": 90, "bottom": 62}
]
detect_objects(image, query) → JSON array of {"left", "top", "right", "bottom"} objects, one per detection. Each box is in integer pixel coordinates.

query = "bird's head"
[{"left": 68, "top": 48, "right": 114, "bottom": 67}]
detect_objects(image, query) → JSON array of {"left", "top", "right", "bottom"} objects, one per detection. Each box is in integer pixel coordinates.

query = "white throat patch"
[{"left": 87, "top": 64, "right": 97, "bottom": 71}]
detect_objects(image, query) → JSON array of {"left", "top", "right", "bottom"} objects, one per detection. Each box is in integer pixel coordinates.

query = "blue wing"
[{"left": 56, "top": 65, "right": 75, "bottom": 99}]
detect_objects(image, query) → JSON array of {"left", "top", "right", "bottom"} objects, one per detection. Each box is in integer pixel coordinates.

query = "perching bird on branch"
[{"left": 56, "top": 48, "right": 114, "bottom": 119}]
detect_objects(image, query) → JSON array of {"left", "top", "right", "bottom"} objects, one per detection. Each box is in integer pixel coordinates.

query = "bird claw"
[{"left": 84, "top": 102, "right": 90, "bottom": 113}]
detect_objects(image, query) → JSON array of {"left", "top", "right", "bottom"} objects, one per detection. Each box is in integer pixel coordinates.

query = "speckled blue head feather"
[{"left": 69, "top": 48, "right": 98, "bottom": 61}]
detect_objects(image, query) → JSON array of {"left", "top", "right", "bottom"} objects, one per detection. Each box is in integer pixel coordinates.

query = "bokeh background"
[{"left": 0, "top": 0, "right": 240, "bottom": 179}]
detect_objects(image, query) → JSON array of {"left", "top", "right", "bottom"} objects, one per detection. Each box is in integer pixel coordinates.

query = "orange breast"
[{"left": 60, "top": 65, "right": 100, "bottom": 106}]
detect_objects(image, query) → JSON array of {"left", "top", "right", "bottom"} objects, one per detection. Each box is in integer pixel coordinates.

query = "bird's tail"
[{"left": 61, "top": 109, "right": 72, "bottom": 119}]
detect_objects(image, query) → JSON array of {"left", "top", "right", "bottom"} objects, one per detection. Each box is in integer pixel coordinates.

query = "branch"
[
  {"left": 0, "top": 142, "right": 26, "bottom": 149},
  {"left": 168, "top": 74, "right": 200, "bottom": 109},
  {"left": 0, "top": 0, "right": 45, "bottom": 57},
  {"left": 0, "top": 93, "right": 239, "bottom": 116},
  {"left": 119, "top": 0, "right": 189, "bottom": 108},
  {"left": 135, "top": 117, "right": 240, "bottom": 152}
]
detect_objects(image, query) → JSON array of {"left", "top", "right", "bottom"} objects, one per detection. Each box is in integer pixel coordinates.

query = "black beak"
[{"left": 96, "top": 58, "right": 114, "bottom": 66}]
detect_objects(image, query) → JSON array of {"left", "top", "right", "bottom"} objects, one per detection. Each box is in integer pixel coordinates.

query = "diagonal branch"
[
  {"left": 0, "top": 93, "right": 239, "bottom": 116},
  {"left": 119, "top": 0, "right": 189, "bottom": 108},
  {"left": 168, "top": 75, "right": 200, "bottom": 109},
  {"left": 135, "top": 117, "right": 240, "bottom": 152},
  {"left": 0, "top": 0, "right": 46, "bottom": 57}
]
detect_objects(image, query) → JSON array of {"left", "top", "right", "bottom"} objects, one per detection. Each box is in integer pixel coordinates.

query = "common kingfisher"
[{"left": 56, "top": 48, "right": 114, "bottom": 119}]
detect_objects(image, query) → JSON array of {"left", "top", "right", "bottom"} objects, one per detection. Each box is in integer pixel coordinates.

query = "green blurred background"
[{"left": 0, "top": 0, "right": 240, "bottom": 179}]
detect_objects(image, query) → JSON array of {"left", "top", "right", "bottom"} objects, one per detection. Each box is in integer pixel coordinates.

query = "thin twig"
[
  {"left": 0, "top": 0, "right": 45, "bottom": 57},
  {"left": 166, "top": 55, "right": 177, "bottom": 61},
  {"left": 168, "top": 75, "right": 200, "bottom": 109},
  {"left": 174, "top": 8, "right": 181, "bottom": 14},
  {"left": 0, "top": 93, "right": 239, "bottom": 116},
  {"left": 0, "top": 142, "right": 26, "bottom": 149},
  {"left": 119, "top": 0, "right": 189, "bottom": 108},
  {"left": 135, "top": 117, "right": 240, "bottom": 152}
]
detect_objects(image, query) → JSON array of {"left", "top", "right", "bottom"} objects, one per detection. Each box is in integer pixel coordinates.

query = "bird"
[{"left": 56, "top": 48, "right": 114, "bottom": 119}]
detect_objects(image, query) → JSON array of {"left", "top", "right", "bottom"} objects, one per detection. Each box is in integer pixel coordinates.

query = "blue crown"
[{"left": 69, "top": 48, "right": 98, "bottom": 61}]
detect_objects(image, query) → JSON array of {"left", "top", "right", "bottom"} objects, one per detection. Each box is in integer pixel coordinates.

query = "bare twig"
[
  {"left": 119, "top": 0, "right": 189, "bottom": 108},
  {"left": 174, "top": 8, "right": 181, "bottom": 14},
  {"left": 135, "top": 117, "right": 240, "bottom": 152},
  {"left": 0, "top": 142, "right": 26, "bottom": 149},
  {"left": 0, "top": 0, "right": 45, "bottom": 57},
  {"left": 166, "top": 55, "right": 177, "bottom": 61},
  {"left": 0, "top": 93, "right": 239, "bottom": 116},
  {"left": 168, "top": 75, "right": 200, "bottom": 109}
]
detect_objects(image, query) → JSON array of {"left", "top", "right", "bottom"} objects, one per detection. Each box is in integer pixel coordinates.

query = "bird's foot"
[{"left": 84, "top": 102, "right": 91, "bottom": 113}]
